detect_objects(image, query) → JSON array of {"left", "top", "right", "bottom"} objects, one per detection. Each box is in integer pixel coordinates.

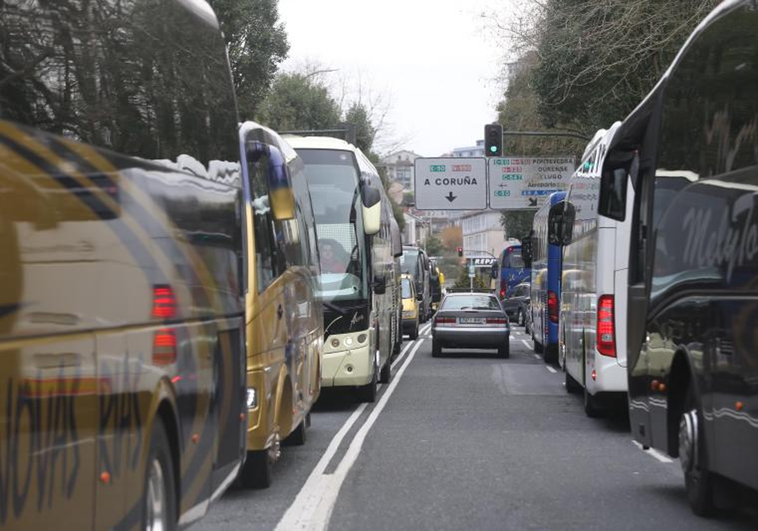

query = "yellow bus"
[
  {"left": 237, "top": 122, "right": 324, "bottom": 488},
  {"left": 0, "top": 0, "right": 246, "bottom": 528}
]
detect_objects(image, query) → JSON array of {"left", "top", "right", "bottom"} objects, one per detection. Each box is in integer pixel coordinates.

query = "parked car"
[
  {"left": 431, "top": 291, "right": 510, "bottom": 358},
  {"left": 501, "top": 282, "right": 530, "bottom": 326},
  {"left": 401, "top": 274, "right": 420, "bottom": 339}
]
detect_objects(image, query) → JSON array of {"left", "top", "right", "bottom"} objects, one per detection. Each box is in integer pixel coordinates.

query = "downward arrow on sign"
[{"left": 445, "top": 192, "right": 457, "bottom": 202}]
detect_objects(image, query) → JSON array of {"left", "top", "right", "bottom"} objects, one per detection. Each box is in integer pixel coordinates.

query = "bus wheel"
[
  {"left": 565, "top": 371, "right": 582, "bottom": 394},
  {"left": 380, "top": 356, "right": 392, "bottom": 384},
  {"left": 143, "top": 420, "right": 177, "bottom": 531},
  {"left": 680, "top": 388, "right": 716, "bottom": 516},
  {"left": 583, "top": 390, "right": 603, "bottom": 418},
  {"left": 285, "top": 418, "right": 307, "bottom": 446},
  {"left": 534, "top": 340, "right": 543, "bottom": 354},
  {"left": 240, "top": 449, "right": 273, "bottom": 489},
  {"left": 357, "top": 363, "right": 378, "bottom": 403}
]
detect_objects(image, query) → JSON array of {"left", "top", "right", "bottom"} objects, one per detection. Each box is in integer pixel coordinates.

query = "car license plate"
[{"left": 459, "top": 317, "right": 485, "bottom": 324}]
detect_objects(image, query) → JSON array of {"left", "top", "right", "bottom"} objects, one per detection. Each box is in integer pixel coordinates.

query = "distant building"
[
  {"left": 377, "top": 150, "right": 421, "bottom": 191},
  {"left": 460, "top": 211, "right": 508, "bottom": 259},
  {"left": 452, "top": 140, "right": 485, "bottom": 158},
  {"left": 403, "top": 212, "right": 428, "bottom": 246}
]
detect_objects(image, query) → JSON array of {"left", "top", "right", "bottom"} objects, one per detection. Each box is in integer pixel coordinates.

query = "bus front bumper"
[{"left": 322, "top": 330, "right": 375, "bottom": 387}]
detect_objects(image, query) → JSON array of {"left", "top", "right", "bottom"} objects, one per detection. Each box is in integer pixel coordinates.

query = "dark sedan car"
[
  {"left": 501, "top": 282, "right": 530, "bottom": 327},
  {"left": 431, "top": 291, "right": 510, "bottom": 358}
]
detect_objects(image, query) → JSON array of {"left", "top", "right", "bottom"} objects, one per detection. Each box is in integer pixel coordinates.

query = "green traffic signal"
[{"left": 489, "top": 145, "right": 498, "bottom": 153}]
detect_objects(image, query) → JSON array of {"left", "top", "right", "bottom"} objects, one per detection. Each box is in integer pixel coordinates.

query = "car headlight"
[{"left": 246, "top": 387, "right": 258, "bottom": 409}]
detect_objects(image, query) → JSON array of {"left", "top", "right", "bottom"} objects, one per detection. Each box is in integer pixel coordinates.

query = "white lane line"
[
  {"left": 421, "top": 322, "right": 432, "bottom": 335},
  {"left": 276, "top": 339, "right": 425, "bottom": 531},
  {"left": 545, "top": 365, "right": 557, "bottom": 374},
  {"left": 632, "top": 440, "right": 674, "bottom": 463},
  {"left": 522, "top": 340, "right": 532, "bottom": 350},
  {"left": 391, "top": 341, "right": 413, "bottom": 370}
]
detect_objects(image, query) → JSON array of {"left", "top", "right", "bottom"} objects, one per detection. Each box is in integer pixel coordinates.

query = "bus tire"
[
  {"left": 565, "top": 371, "right": 582, "bottom": 394},
  {"left": 379, "top": 357, "right": 392, "bottom": 384},
  {"left": 357, "top": 365, "right": 378, "bottom": 403},
  {"left": 432, "top": 340, "right": 441, "bottom": 358},
  {"left": 240, "top": 449, "right": 273, "bottom": 489},
  {"left": 285, "top": 419, "right": 307, "bottom": 446},
  {"left": 583, "top": 389, "right": 603, "bottom": 418},
  {"left": 534, "top": 340, "right": 543, "bottom": 354},
  {"left": 498, "top": 343, "right": 510, "bottom": 359},
  {"left": 142, "top": 419, "right": 177, "bottom": 531},
  {"left": 680, "top": 387, "right": 716, "bottom": 516}
]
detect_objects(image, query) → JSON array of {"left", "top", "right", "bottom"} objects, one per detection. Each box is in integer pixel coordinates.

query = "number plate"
[{"left": 459, "top": 317, "right": 485, "bottom": 324}]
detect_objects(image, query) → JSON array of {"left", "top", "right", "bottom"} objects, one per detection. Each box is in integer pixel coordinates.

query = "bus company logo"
[
  {"left": 682, "top": 193, "right": 758, "bottom": 282},
  {"left": 350, "top": 312, "right": 365, "bottom": 327}
]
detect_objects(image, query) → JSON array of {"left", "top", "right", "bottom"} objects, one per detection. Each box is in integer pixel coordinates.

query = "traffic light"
[
  {"left": 457, "top": 247, "right": 463, "bottom": 257},
  {"left": 484, "top": 123, "right": 503, "bottom": 157}
]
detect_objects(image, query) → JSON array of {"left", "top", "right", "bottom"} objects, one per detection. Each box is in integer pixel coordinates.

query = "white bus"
[
  {"left": 286, "top": 136, "right": 400, "bottom": 402},
  {"left": 559, "top": 123, "right": 633, "bottom": 417}
]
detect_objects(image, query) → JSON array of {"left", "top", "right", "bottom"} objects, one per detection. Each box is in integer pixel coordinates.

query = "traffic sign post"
[
  {"left": 488, "top": 157, "right": 575, "bottom": 209},
  {"left": 414, "top": 158, "right": 487, "bottom": 211}
]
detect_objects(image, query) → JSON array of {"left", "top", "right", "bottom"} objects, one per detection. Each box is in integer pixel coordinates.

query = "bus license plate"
[{"left": 459, "top": 317, "right": 485, "bottom": 324}]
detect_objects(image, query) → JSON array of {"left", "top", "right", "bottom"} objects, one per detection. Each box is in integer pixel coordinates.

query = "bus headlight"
[
  {"left": 246, "top": 387, "right": 258, "bottom": 409},
  {"left": 345, "top": 337, "right": 353, "bottom": 347},
  {"left": 331, "top": 338, "right": 340, "bottom": 348},
  {"left": 357, "top": 334, "right": 367, "bottom": 344}
]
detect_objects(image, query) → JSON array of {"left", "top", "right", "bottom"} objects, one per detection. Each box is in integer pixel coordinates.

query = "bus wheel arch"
[{"left": 274, "top": 371, "right": 295, "bottom": 440}]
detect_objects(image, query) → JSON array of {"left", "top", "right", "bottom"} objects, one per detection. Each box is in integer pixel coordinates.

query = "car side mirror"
[
  {"left": 247, "top": 140, "right": 295, "bottom": 221},
  {"left": 361, "top": 185, "right": 381, "bottom": 235},
  {"left": 373, "top": 275, "right": 386, "bottom": 295}
]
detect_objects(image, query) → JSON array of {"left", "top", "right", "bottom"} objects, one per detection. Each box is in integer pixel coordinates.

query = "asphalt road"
[{"left": 195, "top": 324, "right": 758, "bottom": 531}]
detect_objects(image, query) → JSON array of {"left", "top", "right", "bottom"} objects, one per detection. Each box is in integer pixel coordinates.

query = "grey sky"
[{"left": 278, "top": 0, "right": 502, "bottom": 157}]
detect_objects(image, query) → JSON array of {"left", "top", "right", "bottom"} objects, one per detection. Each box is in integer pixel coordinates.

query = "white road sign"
[
  {"left": 488, "top": 157, "right": 575, "bottom": 209},
  {"left": 414, "top": 157, "right": 487, "bottom": 210}
]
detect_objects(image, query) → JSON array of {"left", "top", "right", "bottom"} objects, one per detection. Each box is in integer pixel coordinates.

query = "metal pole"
[{"left": 469, "top": 259, "right": 473, "bottom": 292}]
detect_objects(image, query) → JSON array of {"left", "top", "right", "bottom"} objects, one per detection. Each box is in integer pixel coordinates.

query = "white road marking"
[
  {"left": 522, "top": 340, "right": 532, "bottom": 350},
  {"left": 632, "top": 440, "right": 674, "bottom": 463},
  {"left": 276, "top": 339, "right": 425, "bottom": 531},
  {"left": 545, "top": 365, "right": 557, "bottom": 374},
  {"left": 391, "top": 341, "right": 413, "bottom": 370},
  {"left": 421, "top": 322, "right": 432, "bottom": 335},
  {"left": 533, "top": 354, "right": 540, "bottom": 360}
]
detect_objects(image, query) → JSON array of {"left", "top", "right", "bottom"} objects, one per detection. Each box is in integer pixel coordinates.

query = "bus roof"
[{"left": 284, "top": 135, "right": 357, "bottom": 152}]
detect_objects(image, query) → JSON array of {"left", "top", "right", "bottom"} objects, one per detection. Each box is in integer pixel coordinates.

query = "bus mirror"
[
  {"left": 490, "top": 263, "right": 498, "bottom": 279},
  {"left": 598, "top": 166, "right": 630, "bottom": 221},
  {"left": 247, "top": 140, "right": 295, "bottom": 221},
  {"left": 361, "top": 186, "right": 381, "bottom": 235},
  {"left": 548, "top": 202, "right": 566, "bottom": 246}
]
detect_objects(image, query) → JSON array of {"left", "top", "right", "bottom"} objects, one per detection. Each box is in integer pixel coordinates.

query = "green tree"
[
  {"left": 345, "top": 103, "right": 376, "bottom": 153},
  {"left": 209, "top": 0, "right": 289, "bottom": 120},
  {"left": 256, "top": 72, "right": 342, "bottom": 131},
  {"left": 530, "top": 0, "right": 719, "bottom": 135},
  {"left": 500, "top": 211, "right": 534, "bottom": 241},
  {"left": 424, "top": 235, "right": 444, "bottom": 257},
  {"left": 453, "top": 267, "right": 490, "bottom": 289}
]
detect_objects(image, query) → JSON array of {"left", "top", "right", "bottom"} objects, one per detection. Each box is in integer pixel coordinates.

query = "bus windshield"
[{"left": 299, "top": 149, "right": 368, "bottom": 304}]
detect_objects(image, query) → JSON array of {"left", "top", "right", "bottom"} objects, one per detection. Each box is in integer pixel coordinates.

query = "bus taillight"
[
  {"left": 153, "top": 328, "right": 177, "bottom": 365},
  {"left": 597, "top": 295, "right": 616, "bottom": 357},
  {"left": 153, "top": 285, "right": 177, "bottom": 319},
  {"left": 548, "top": 290, "right": 559, "bottom": 324}
]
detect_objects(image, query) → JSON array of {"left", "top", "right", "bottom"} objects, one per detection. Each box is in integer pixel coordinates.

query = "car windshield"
[
  {"left": 441, "top": 295, "right": 501, "bottom": 311},
  {"left": 299, "top": 149, "right": 368, "bottom": 304},
  {"left": 401, "top": 278, "right": 413, "bottom": 298}
]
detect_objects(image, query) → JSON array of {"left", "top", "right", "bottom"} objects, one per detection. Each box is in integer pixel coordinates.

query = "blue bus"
[
  {"left": 529, "top": 192, "right": 566, "bottom": 363},
  {"left": 495, "top": 244, "right": 530, "bottom": 300}
]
